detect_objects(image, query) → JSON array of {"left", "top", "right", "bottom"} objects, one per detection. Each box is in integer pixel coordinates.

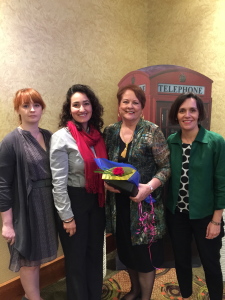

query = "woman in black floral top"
[{"left": 103, "top": 84, "right": 170, "bottom": 300}]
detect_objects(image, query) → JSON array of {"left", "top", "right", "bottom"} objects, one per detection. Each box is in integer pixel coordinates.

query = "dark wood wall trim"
[
  {"left": 0, "top": 234, "right": 116, "bottom": 300},
  {"left": 0, "top": 255, "right": 65, "bottom": 300},
  {"left": 106, "top": 233, "right": 116, "bottom": 254}
]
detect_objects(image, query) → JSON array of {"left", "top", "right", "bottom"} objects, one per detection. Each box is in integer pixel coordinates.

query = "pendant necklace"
[{"left": 120, "top": 131, "right": 134, "bottom": 158}]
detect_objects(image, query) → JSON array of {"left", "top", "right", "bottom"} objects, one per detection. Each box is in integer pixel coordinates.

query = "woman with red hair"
[{"left": 0, "top": 88, "right": 58, "bottom": 300}]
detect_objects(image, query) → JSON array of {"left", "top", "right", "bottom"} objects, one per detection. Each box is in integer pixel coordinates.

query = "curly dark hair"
[{"left": 59, "top": 84, "right": 104, "bottom": 131}]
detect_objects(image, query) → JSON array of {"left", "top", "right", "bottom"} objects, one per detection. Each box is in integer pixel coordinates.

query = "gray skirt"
[{"left": 9, "top": 185, "right": 58, "bottom": 272}]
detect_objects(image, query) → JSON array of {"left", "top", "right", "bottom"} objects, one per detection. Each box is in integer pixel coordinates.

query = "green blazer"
[{"left": 167, "top": 125, "right": 225, "bottom": 219}]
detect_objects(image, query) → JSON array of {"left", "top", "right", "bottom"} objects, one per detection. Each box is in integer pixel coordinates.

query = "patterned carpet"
[
  {"left": 41, "top": 264, "right": 225, "bottom": 300},
  {"left": 102, "top": 268, "right": 225, "bottom": 300}
]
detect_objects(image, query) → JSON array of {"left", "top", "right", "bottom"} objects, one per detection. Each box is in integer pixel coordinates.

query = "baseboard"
[
  {"left": 0, "top": 234, "right": 116, "bottom": 299},
  {"left": 106, "top": 233, "right": 116, "bottom": 254},
  {"left": 0, "top": 255, "right": 65, "bottom": 300}
]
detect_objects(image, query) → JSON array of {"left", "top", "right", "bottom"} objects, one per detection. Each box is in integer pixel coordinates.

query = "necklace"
[{"left": 120, "top": 131, "right": 134, "bottom": 158}]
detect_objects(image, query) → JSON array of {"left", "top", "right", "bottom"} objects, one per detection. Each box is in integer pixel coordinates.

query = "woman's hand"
[
  {"left": 206, "top": 209, "right": 223, "bottom": 239},
  {"left": 63, "top": 219, "right": 76, "bottom": 237},
  {"left": 104, "top": 182, "right": 120, "bottom": 193},
  {"left": 130, "top": 178, "right": 162, "bottom": 203},
  {"left": 130, "top": 183, "right": 152, "bottom": 203},
  {"left": 1, "top": 209, "right": 15, "bottom": 245},
  {"left": 2, "top": 224, "right": 15, "bottom": 245},
  {"left": 206, "top": 222, "right": 221, "bottom": 239}
]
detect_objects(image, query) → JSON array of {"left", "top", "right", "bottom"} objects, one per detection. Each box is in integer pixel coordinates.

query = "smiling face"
[
  {"left": 18, "top": 101, "right": 43, "bottom": 125},
  {"left": 177, "top": 97, "right": 199, "bottom": 133},
  {"left": 70, "top": 92, "right": 92, "bottom": 130},
  {"left": 118, "top": 89, "right": 143, "bottom": 124}
]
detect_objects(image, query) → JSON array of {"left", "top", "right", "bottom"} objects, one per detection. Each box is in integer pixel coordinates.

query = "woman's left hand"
[
  {"left": 104, "top": 182, "right": 120, "bottom": 193},
  {"left": 130, "top": 183, "right": 152, "bottom": 203},
  {"left": 63, "top": 219, "right": 76, "bottom": 237},
  {"left": 206, "top": 222, "right": 221, "bottom": 239}
]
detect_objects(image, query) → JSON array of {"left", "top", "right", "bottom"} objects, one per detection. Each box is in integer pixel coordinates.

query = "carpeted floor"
[
  {"left": 40, "top": 250, "right": 225, "bottom": 300},
  {"left": 102, "top": 268, "right": 213, "bottom": 300}
]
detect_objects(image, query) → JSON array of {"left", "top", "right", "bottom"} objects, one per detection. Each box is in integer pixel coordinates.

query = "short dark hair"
[
  {"left": 117, "top": 84, "right": 146, "bottom": 109},
  {"left": 59, "top": 84, "right": 104, "bottom": 131},
  {"left": 169, "top": 92, "right": 206, "bottom": 125}
]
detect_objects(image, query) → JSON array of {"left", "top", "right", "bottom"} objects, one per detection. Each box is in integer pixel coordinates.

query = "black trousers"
[
  {"left": 166, "top": 209, "right": 224, "bottom": 300},
  {"left": 57, "top": 187, "right": 105, "bottom": 300}
]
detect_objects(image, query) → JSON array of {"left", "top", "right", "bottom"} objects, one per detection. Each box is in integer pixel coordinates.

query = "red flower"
[{"left": 112, "top": 167, "right": 124, "bottom": 176}]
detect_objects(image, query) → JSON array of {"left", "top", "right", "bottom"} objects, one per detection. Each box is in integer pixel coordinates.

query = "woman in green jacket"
[{"left": 166, "top": 92, "right": 225, "bottom": 300}]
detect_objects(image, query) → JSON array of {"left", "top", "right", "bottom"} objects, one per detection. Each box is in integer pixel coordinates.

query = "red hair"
[
  {"left": 13, "top": 88, "right": 46, "bottom": 112},
  {"left": 117, "top": 84, "right": 146, "bottom": 109}
]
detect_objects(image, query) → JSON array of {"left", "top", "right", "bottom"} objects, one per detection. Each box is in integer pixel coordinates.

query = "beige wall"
[
  {"left": 1, "top": 0, "right": 225, "bottom": 284},
  {"left": 0, "top": 0, "right": 148, "bottom": 283},
  {"left": 147, "top": 0, "right": 225, "bottom": 136}
]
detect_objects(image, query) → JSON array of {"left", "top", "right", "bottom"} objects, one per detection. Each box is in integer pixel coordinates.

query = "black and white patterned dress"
[
  {"left": 9, "top": 128, "right": 58, "bottom": 272},
  {"left": 177, "top": 143, "right": 191, "bottom": 213}
]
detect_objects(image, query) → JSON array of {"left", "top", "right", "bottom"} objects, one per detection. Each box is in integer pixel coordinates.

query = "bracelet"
[
  {"left": 211, "top": 220, "right": 221, "bottom": 226},
  {"left": 63, "top": 217, "right": 74, "bottom": 223},
  {"left": 146, "top": 182, "right": 154, "bottom": 193}
]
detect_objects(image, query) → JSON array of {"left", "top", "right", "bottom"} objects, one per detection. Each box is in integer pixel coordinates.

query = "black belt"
[{"left": 32, "top": 178, "right": 52, "bottom": 188}]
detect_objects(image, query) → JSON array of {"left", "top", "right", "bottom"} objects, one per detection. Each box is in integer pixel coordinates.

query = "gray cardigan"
[{"left": 0, "top": 128, "right": 51, "bottom": 259}]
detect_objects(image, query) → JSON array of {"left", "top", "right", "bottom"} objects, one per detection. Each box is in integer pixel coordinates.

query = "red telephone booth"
[{"left": 118, "top": 65, "right": 213, "bottom": 138}]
